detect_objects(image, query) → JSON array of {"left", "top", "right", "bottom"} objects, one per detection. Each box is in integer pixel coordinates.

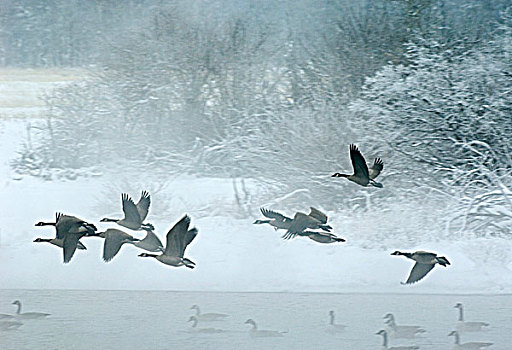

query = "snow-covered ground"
[{"left": 1, "top": 69, "right": 511, "bottom": 293}]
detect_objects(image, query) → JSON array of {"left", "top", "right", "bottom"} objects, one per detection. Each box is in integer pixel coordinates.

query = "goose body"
[
  {"left": 454, "top": 304, "right": 489, "bottom": 332},
  {"left": 12, "top": 301, "right": 50, "bottom": 319},
  {"left": 244, "top": 319, "right": 285, "bottom": 337},
  {"left": 303, "top": 231, "right": 345, "bottom": 244},
  {"left": 325, "top": 310, "right": 346, "bottom": 333},
  {"left": 101, "top": 191, "right": 154, "bottom": 231},
  {"left": 448, "top": 331, "right": 493, "bottom": 349},
  {"left": 0, "top": 313, "right": 14, "bottom": 320},
  {"left": 332, "top": 144, "right": 384, "bottom": 188},
  {"left": 190, "top": 305, "right": 229, "bottom": 321},
  {"left": 36, "top": 212, "right": 98, "bottom": 263},
  {"left": 376, "top": 330, "right": 419, "bottom": 349},
  {"left": 187, "top": 316, "right": 225, "bottom": 333},
  {"left": 384, "top": 314, "right": 425, "bottom": 338},
  {"left": 391, "top": 250, "right": 450, "bottom": 284},
  {"left": 98, "top": 229, "right": 140, "bottom": 262},
  {"left": 138, "top": 215, "right": 197, "bottom": 268},
  {"left": 254, "top": 208, "right": 293, "bottom": 231}
]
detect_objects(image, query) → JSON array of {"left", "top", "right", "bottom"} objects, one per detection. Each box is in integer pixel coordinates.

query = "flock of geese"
[
  {"left": 30, "top": 144, "right": 451, "bottom": 285},
  {"left": 0, "top": 300, "right": 494, "bottom": 348}
]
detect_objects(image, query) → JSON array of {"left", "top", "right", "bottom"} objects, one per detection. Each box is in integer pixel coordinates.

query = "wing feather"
[
  {"left": 308, "top": 207, "right": 328, "bottom": 224},
  {"left": 136, "top": 190, "right": 151, "bottom": 221},
  {"left": 260, "top": 208, "right": 291, "bottom": 222},
  {"left": 369, "top": 158, "right": 384, "bottom": 180},
  {"left": 122, "top": 193, "right": 142, "bottom": 223},
  {"left": 403, "top": 263, "right": 436, "bottom": 284},
  {"left": 349, "top": 144, "right": 370, "bottom": 181},
  {"left": 164, "top": 215, "right": 190, "bottom": 256}
]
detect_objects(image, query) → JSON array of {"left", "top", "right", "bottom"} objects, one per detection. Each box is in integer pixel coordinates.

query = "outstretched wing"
[
  {"left": 402, "top": 263, "right": 435, "bottom": 284},
  {"left": 285, "top": 212, "right": 318, "bottom": 239},
  {"left": 122, "top": 193, "right": 142, "bottom": 223},
  {"left": 349, "top": 144, "right": 370, "bottom": 181},
  {"left": 308, "top": 207, "right": 328, "bottom": 224},
  {"left": 164, "top": 215, "right": 191, "bottom": 256},
  {"left": 369, "top": 158, "right": 384, "bottom": 180},
  {"left": 260, "top": 208, "right": 291, "bottom": 222},
  {"left": 62, "top": 234, "right": 81, "bottom": 263},
  {"left": 181, "top": 228, "right": 198, "bottom": 257},
  {"left": 136, "top": 190, "right": 151, "bottom": 221},
  {"left": 103, "top": 229, "right": 134, "bottom": 262}
]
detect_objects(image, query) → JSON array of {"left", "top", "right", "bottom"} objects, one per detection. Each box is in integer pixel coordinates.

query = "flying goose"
[
  {"left": 332, "top": 144, "right": 384, "bottom": 188},
  {"left": 253, "top": 208, "right": 293, "bottom": 231},
  {"left": 454, "top": 303, "right": 489, "bottom": 332},
  {"left": 291, "top": 230, "right": 345, "bottom": 244},
  {"left": 391, "top": 250, "right": 450, "bottom": 284},
  {"left": 325, "top": 310, "right": 346, "bottom": 333},
  {"left": 187, "top": 316, "right": 225, "bottom": 333},
  {"left": 11, "top": 300, "right": 50, "bottom": 319},
  {"left": 244, "top": 319, "right": 285, "bottom": 337},
  {"left": 0, "top": 320, "right": 23, "bottom": 330},
  {"left": 190, "top": 305, "right": 229, "bottom": 321},
  {"left": 448, "top": 331, "right": 493, "bottom": 349},
  {"left": 376, "top": 330, "right": 419, "bottom": 349},
  {"left": 33, "top": 238, "right": 87, "bottom": 250},
  {"left": 384, "top": 314, "right": 426, "bottom": 338},
  {"left": 100, "top": 191, "right": 154, "bottom": 231},
  {"left": 138, "top": 215, "right": 197, "bottom": 268},
  {"left": 36, "top": 212, "right": 98, "bottom": 263},
  {"left": 97, "top": 229, "right": 141, "bottom": 262},
  {"left": 282, "top": 210, "right": 332, "bottom": 240}
]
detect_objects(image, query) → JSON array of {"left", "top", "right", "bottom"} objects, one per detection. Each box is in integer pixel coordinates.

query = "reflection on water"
[{"left": 0, "top": 290, "right": 510, "bottom": 350}]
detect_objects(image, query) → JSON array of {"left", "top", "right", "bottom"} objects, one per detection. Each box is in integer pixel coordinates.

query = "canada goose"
[
  {"left": 448, "top": 331, "right": 493, "bottom": 349},
  {"left": 36, "top": 212, "right": 98, "bottom": 263},
  {"left": 11, "top": 300, "right": 50, "bottom": 319},
  {"left": 376, "top": 330, "right": 419, "bottom": 349},
  {"left": 187, "top": 316, "right": 225, "bottom": 333},
  {"left": 138, "top": 215, "right": 197, "bottom": 268},
  {"left": 384, "top": 314, "right": 426, "bottom": 338},
  {"left": 282, "top": 211, "right": 332, "bottom": 240},
  {"left": 325, "top": 310, "right": 346, "bottom": 333},
  {"left": 244, "top": 319, "right": 285, "bottom": 337},
  {"left": 292, "top": 230, "right": 345, "bottom": 244},
  {"left": 0, "top": 320, "right": 23, "bottom": 330},
  {"left": 133, "top": 228, "right": 164, "bottom": 252},
  {"left": 253, "top": 208, "right": 293, "bottom": 231},
  {"left": 332, "top": 144, "right": 384, "bottom": 188},
  {"left": 391, "top": 250, "right": 450, "bottom": 284},
  {"left": 33, "top": 238, "right": 87, "bottom": 250},
  {"left": 190, "top": 305, "right": 229, "bottom": 321},
  {"left": 454, "top": 303, "right": 489, "bottom": 332},
  {"left": 96, "top": 229, "right": 141, "bottom": 262},
  {"left": 100, "top": 191, "right": 154, "bottom": 231}
]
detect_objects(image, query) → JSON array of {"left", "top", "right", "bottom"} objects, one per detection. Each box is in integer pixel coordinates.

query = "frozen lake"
[{"left": 0, "top": 290, "right": 510, "bottom": 350}]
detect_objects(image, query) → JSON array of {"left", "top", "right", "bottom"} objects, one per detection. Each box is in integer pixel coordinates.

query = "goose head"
[
  {"left": 244, "top": 319, "right": 256, "bottom": 327},
  {"left": 383, "top": 313, "right": 394, "bottom": 320},
  {"left": 100, "top": 218, "right": 116, "bottom": 223},
  {"left": 454, "top": 303, "right": 463, "bottom": 309},
  {"left": 390, "top": 251, "right": 404, "bottom": 256},
  {"left": 11, "top": 300, "right": 21, "bottom": 306},
  {"left": 329, "top": 310, "right": 334, "bottom": 316},
  {"left": 376, "top": 330, "right": 387, "bottom": 336}
]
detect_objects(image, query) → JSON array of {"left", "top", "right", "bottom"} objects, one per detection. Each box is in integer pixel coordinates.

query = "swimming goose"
[
  {"left": 376, "top": 330, "right": 419, "bottom": 349},
  {"left": 190, "top": 305, "right": 229, "bottom": 321},
  {"left": 11, "top": 300, "right": 50, "bottom": 319},
  {"left": 33, "top": 238, "right": 87, "bottom": 250},
  {"left": 0, "top": 320, "right": 23, "bottom": 330},
  {"left": 325, "top": 310, "right": 346, "bottom": 333},
  {"left": 454, "top": 303, "right": 489, "bottom": 332},
  {"left": 244, "top": 319, "right": 285, "bottom": 337},
  {"left": 282, "top": 211, "right": 332, "bottom": 240},
  {"left": 391, "top": 250, "right": 450, "bottom": 284},
  {"left": 253, "top": 208, "right": 293, "bottom": 231},
  {"left": 138, "top": 215, "right": 197, "bottom": 268},
  {"left": 133, "top": 228, "right": 164, "bottom": 252},
  {"left": 384, "top": 314, "right": 426, "bottom": 338},
  {"left": 332, "top": 144, "right": 384, "bottom": 188},
  {"left": 36, "top": 212, "right": 98, "bottom": 263},
  {"left": 0, "top": 313, "right": 14, "bottom": 320},
  {"left": 187, "top": 316, "right": 225, "bottom": 333},
  {"left": 97, "top": 229, "right": 140, "bottom": 262},
  {"left": 100, "top": 191, "right": 154, "bottom": 231},
  {"left": 448, "top": 331, "right": 493, "bottom": 349}
]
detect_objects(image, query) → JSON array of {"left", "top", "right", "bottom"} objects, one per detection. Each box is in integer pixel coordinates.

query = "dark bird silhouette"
[
  {"left": 332, "top": 144, "right": 383, "bottom": 188},
  {"left": 391, "top": 250, "right": 450, "bottom": 284},
  {"left": 100, "top": 191, "right": 154, "bottom": 230}
]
